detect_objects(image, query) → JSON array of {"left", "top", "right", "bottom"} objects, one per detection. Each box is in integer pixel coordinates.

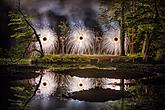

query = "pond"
[{"left": 0, "top": 64, "right": 165, "bottom": 110}]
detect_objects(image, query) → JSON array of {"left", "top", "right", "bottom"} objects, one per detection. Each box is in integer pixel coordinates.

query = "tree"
[
  {"left": 8, "top": 10, "right": 33, "bottom": 59},
  {"left": 17, "top": 0, "right": 44, "bottom": 57},
  {"left": 57, "top": 21, "right": 69, "bottom": 54},
  {"left": 126, "top": 0, "right": 165, "bottom": 61},
  {"left": 99, "top": 0, "right": 126, "bottom": 55},
  {"left": 8, "top": 0, "right": 46, "bottom": 60},
  {"left": 120, "top": 0, "right": 125, "bottom": 56}
]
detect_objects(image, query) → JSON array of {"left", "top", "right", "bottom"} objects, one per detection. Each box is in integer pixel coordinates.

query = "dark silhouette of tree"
[{"left": 120, "top": 0, "right": 125, "bottom": 56}]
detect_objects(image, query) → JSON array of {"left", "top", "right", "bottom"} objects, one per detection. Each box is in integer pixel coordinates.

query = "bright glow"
[
  {"left": 35, "top": 28, "right": 57, "bottom": 53},
  {"left": 67, "top": 76, "right": 93, "bottom": 92},
  {"left": 102, "top": 78, "right": 121, "bottom": 90},
  {"left": 32, "top": 71, "right": 58, "bottom": 97},
  {"left": 66, "top": 26, "right": 94, "bottom": 54},
  {"left": 102, "top": 21, "right": 129, "bottom": 55},
  {"left": 102, "top": 29, "right": 121, "bottom": 55}
]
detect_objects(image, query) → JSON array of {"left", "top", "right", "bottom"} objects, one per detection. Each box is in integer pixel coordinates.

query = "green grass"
[
  {"left": 0, "top": 54, "right": 143, "bottom": 65},
  {"left": 30, "top": 54, "right": 156, "bottom": 74},
  {"left": 31, "top": 54, "right": 141, "bottom": 64}
]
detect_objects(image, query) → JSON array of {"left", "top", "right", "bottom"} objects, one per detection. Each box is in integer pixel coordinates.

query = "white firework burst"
[
  {"left": 102, "top": 29, "right": 121, "bottom": 55},
  {"left": 102, "top": 21, "right": 129, "bottom": 55},
  {"left": 66, "top": 26, "right": 95, "bottom": 54},
  {"left": 31, "top": 71, "right": 58, "bottom": 97},
  {"left": 35, "top": 28, "right": 57, "bottom": 54}
]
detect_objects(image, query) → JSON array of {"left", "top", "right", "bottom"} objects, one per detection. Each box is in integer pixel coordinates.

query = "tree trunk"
[
  {"left": 130, "top": 0, "right": 136, "bottom": 54},
  {"left": 141, "top": 33, "right": 147, "bottom": 56},
  {"left": 143, "top": 32, "right": 150, "bottom": 61},
  {"left": 131, "top": 29, "right": 135, "bottom": 54},
  {"left": 120, "top": 0, "right": 125, "bottom": 56}
]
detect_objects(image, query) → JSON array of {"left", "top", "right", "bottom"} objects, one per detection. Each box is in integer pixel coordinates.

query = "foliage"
[
  {"left": 125, "top": 84, "right": 165, "bottom": 110},
  {"left": 57, "top": 21, "right": 70, "bottom": 53},
  {"left": 8, "top": 80, "right": 34, "bottom": 110},
  {"left": 125, "top": 0, "right": 165, "bottom": 59},
  {"left": 100, "top": 0, "right": 165, "bottom": 60},
  {"left": 8, "top": 10, "right": 33, "bottom": 60},
  {"left": 58, "top": 21, "right": 69, "bottom": 37},
  {"left": 99, "top": 0, "right": 121, "bottom": 23}
]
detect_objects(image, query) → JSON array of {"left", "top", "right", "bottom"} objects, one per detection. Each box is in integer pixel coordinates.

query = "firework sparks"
[
  {"left": 102, "top": 29, "right": 121, "bottom": 55},
  {"left": 35, "top": 28, "right": 57, "bottom": 54},
  {"left": 66, "top": 26, "right": 95, "bottom": 54},
  {"left": 66, "top": 17, "right": 95, "bottom": 54},
  {"left": 102, "top": 21, "right": 128, "bottom": 55}
]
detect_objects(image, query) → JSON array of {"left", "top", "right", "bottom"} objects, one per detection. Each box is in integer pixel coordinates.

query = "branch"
[
  {"left": 126, "top": 10, "right": 152, "bottom": 20},
  {"left": 28, "top": 49, "right": 44, "bottom": 57},
  {"left": 10, "top": 42, "right": 44, "bottom": 63},
  {"left": 128, "top": 18, "right": 165, "bottom": 28},
  {"left": 17, "top": 0, "right": 44, "bottom": 57},
  {"left": 18, "top": 39, "right": 36, "bottom": 44},
  {"left": 154, "top": 0, "right": 159, "bottom": 20},
  {"left": 22, "top": 74, "right": 43, "bottom": 110},
  {"left": 9, "top": 41, "right": 32, "bottom": 63},
  {"left": 22, "top": 42, "right": 32, "bottom": 58}
]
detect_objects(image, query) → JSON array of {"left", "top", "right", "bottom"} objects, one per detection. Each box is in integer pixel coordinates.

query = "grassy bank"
[{"left": 31, "top": 54, "right": 143, "bottom": 64}]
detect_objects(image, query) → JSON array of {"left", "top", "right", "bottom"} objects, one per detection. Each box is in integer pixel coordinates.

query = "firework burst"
[
  {"left": 102, "top": 28, "right": 121, "bottom": 55},
  {"left": 102, "top": 21, "right": 128, "bottom": 55},
  {"left": 35, "top": 28, "right": 57, "bottom": 54},
  {"left": 66, "top": 25, "right": 95, "bottom": 54}
]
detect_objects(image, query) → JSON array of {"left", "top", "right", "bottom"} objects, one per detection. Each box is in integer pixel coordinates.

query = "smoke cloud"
[{"left": 5, "top": 0, "right": 100, "bottom": 30}]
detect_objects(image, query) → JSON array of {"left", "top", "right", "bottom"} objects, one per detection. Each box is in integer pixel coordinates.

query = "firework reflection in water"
[
  {"left": 35, "top": 28, "right": 57, "bottom": 54},
  {"left": 102, "top": 78, "right": 121, "bottom": 90},
  {"left": 66, "top": 76, "right": 94, "bottom": 93},
  {"left": 66, "top": 18, "right": 95, "bottom": 54},
  {"left": 31, "top": 71, "right": 58, "bottom": 97}
]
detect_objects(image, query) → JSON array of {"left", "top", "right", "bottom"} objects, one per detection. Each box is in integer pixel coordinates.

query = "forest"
[
  {"left": 0, "top": 0, "right": 164, "bottom": 62},
  {"left": 0, "top": 0, "right": 165, "bottom": 110}
]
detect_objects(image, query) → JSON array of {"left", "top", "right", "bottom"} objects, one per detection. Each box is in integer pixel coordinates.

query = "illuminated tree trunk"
[
  {"left": 130, "top": 0, "right": 136, "bottom": 54},
  {"left": 60, "top": 36, "right": 65, "bottom": 54},
  {"left": 120, "top": 0, "right": 125, "bottom": 56},
  {"left": 143, "top": 32, "right": 150, "bottom": 61},
  {"left": 141, "top": 33, "right": 147, "bottom": 56}
]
